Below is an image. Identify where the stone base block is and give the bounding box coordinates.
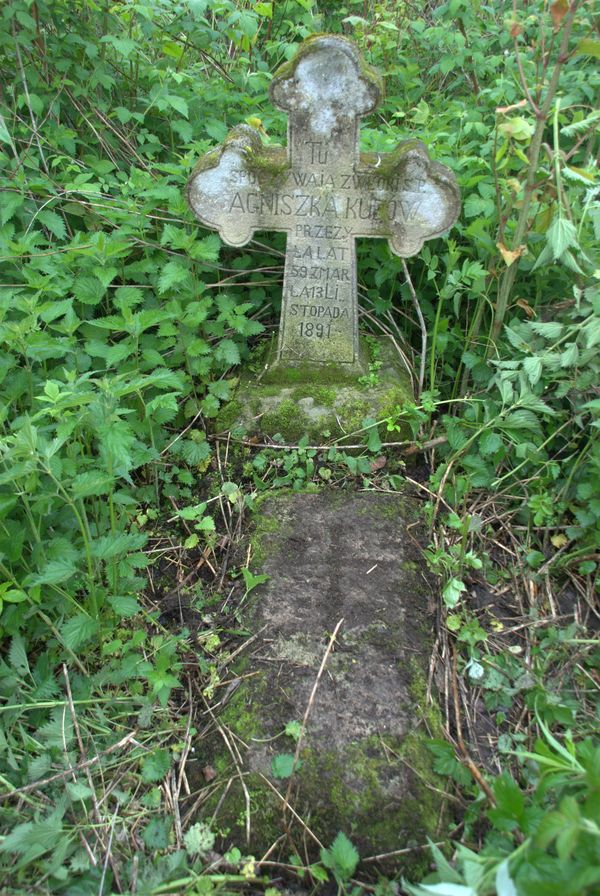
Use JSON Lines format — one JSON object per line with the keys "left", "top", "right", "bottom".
{"left": 215, "top": 336, "right": 414, "bottom": 443}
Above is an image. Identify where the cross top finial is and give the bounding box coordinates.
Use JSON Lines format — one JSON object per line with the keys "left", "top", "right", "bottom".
{"left": 270, "top": 36, "right": 381, "bottom": 158}
{"left": 187, "top": 35, "right": 460, "bottom": 370}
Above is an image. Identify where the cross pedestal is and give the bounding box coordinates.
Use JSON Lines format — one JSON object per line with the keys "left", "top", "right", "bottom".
{"left": 188, "top": 35, "right": 460, "bottom": 374}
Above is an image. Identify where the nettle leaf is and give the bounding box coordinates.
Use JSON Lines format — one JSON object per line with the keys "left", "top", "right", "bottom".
{"left": 529, "top": 321, "right": 563, "bottom": 339}
{"left": 167, "top": 94, "right": 189, "bottom": 118}
{"left": 0, "top": 815, "right": 64, "bottom": 857}
{"left": 176, "top": 437, "right": 211, "bottom": 466}
{"left": 71, "top": 470, "right": 115, "bottom": 499}
{"left": 101, "top": 34, "right": 138, "bottom": 58}
{"left": 37, "top": 209, "right": 66, "bottom": 240}
{"left": 27, "top": 558, "right": 78, "bottom": 586}
{"left": 158, "top": 260, "right": 190, "bottom": 293}
{"left": 9, "top": 634, "right": 29, "bottom": 675}
{"left": 320, "top": 831, "right": 359, "bottom": 883}
{"left": 208, "top": 380, "right": 231, "bottom": 401}
{"left": 523, "top": 355, "right": 543, "bottom": 386}
{"left": 205, "top": 119, "right": 228, "bottom": 142}
{"left": 479, "top": 431, "right": 502, "bottom": 456}
{"left": 547, "top": 216, "right": 578, "bottom": 260}
{"left": 141, "top": 748, "right": 171, "bottom": 782}
{"left": 60, "top": 614, "right": 100, "bottom": 651}
{"left": 173, "top": 119, "right": 193, "bottom": 142}
{"left": 215, "top": 338, "right": 241, "bottom": 367}
{"left": 271, "top": 753, "right": 300, "bottom": 779}
{"left": 192, "top": 233, "right": 221, "bottom": 262}
{"left": 91, "top": 531, "right": 147, "bottom": 560}
{"left": 73, "top": 276, "right": 106, "bottom": 306}
{"left": 108, "top": 595, "right": 141, "bottom": 617}
{"left": 142, "top": 816, "right": 172, "bottom": 849}
{"left": 1, "top": 191, "right": 23, "bottom": 225}
{"left": 560, "top": 342, "right": 579, "bottom": 367}
{"left": 36, "top": 708, "right": 74, "bottom": 749}
{"left": 115, "top": 286, "right": 144, "bottom": 309}
{"left": 145, "top": 392, "right": 180, "bottom": 422}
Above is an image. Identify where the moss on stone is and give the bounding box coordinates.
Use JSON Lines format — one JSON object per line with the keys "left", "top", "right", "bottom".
{"left": 290, "top": 385, "right": 336, "bottom": 405}
{"left": 260, "top": 398, "right": 311, "bottom": 442}
{"left": 248, "top": 501, "right": 289, "bottom": 568}
{"left": 212, "top": 336, "right": 414, "bottom": 443}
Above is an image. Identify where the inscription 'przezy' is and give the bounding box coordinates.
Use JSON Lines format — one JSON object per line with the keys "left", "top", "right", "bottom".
{"left": 187, "top": 35, "right": 460, "bottom": 367}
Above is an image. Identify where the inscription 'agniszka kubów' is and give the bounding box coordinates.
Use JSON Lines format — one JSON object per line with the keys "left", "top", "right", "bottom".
{"left": 187, "top": 35, "right": 460, "bottom": 367}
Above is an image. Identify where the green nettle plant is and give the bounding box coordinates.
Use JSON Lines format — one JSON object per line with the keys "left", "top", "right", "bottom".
{"left": 0, "top": 0, "right": 597, "bottom": 892}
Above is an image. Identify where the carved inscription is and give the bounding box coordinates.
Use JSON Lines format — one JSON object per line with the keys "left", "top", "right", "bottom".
{"left": 187, "top": 35, "right": 460, "bottom": 368}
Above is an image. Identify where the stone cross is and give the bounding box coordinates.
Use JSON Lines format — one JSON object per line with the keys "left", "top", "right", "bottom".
{"left": 188, "top": 35, "right": 460, "bottom": 371}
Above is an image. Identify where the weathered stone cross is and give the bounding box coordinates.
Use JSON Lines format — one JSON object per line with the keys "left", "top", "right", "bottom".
{"left": 188, "top": 35, "right": 460, "bottom": 371}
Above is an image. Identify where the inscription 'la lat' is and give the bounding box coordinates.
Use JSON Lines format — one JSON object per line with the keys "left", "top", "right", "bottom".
{"left": 187, "top": 35, "right": 460, "bottom": 368}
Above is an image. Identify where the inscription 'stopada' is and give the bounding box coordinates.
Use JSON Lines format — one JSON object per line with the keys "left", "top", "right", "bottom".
{"left": 187, "top": 35, "right": 460, "bottom": 367}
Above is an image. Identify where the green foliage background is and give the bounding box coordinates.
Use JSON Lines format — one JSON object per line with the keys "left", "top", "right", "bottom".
{"left": 0, "top": 0, "right": 598, "bottom": 893}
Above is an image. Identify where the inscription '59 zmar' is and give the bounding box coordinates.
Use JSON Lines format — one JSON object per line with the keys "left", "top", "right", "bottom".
{"left": 187, "top": 34, "right": 460, "bottom": 367}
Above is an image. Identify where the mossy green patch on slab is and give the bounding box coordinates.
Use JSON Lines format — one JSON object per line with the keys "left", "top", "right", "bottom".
{"left": 214, "top": 335, "right": 414, "bottom": 443}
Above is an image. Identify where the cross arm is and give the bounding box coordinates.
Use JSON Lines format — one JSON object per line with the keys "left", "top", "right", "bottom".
{"left": 187, "top": 124, "right": 290, "bottom": 247}
{"left": 352, "top": 140, "right": 461, "bottom": 257}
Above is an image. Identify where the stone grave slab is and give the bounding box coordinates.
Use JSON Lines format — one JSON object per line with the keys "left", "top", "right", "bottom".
{"left": 199, "top": 491, "right": 442, "bottom": 874}
{"left": 188, "top": 34, "right": 460, "bottom": 375}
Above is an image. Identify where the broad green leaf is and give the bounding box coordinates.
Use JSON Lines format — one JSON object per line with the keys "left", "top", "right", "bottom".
{"left": 1, "top": 191, "right": 23, "bottom": 224}
{"left": 8, "top": 634, "right": 29, "bottom": 675}
{"left": 66, "top": 781, "right": 93, "bottom": 801}
{"left": 60, "top": 614, "right": 99, "bottom": 650}
{"left": 27, "top": 558, "right": 78, "bottom": 586}
{"left": 479, "top": 431, "right": 502, "bottom": 456}
{"left": 255, "top": 2, "right": 272, "bottom": 16}
{"left": 443, "top": 578, "right": 466, "bottom": 608}
{"left": 91, "top": 531, "right": 147, "bottom": 560}
{"left": 141, "top": 748, "right": 171, "bottom": 783}
{"left": 241, "top": 568, "right": 268, "bottom": 593}
{"left": 529, "top": 321, "right": 563, "bottom": 339}
{"left": 320, "top": 831, "right": 359, "bottom": 883}
{"left": 73, "top": 276, "right": 106, "bottom": 306}
{"left": 577, "top": 38, "right": 600, "bottom": 58}
{"left": 215, "top": 338, "right": 241, "bottom": 367}
{"left": 108, "top": 595, "right": 141, "bottom": 618}
{"left": 167, "top": 94, "right": 189, "bottom": 118}
{"left": 0, "top": 815, "right": 64, "bottom": 856}
{"left": 271, "top": 753, "right": 299, "bottom": 779}
{"left": 547, "top": 216, "right": 578, "bottom": 260}
{"left": 192, "top": 233, "right": 221, "bottom": 262}
{"left": 71, "top": 471, "right": 115, "bottom": 499}
{"left": 523, "top": 355, "right": 543, "bottom": 386}
{"left": 363, "top": 417, "right": 382, "bottom": 453}
{"left": 158, "top": 260, "right": 190, "bottom": 294}
{"left": 402, "top": 884, "right": 476, "bottom": 896}
{"left": 285, "top": 721, "right": 302, "bottom": 741}
{"left": 498, "top": 116, "right": 533, "bottom": 141}
{"left": 38, "top": 209, "right": 66, "bottom": 240}
{"left": 0, "top": 111, "right": 15, "bottom": 150}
